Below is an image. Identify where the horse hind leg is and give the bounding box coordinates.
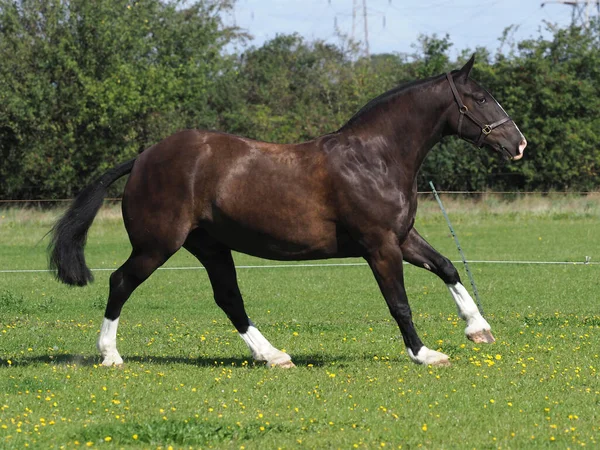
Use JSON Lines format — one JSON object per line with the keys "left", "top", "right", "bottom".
{"left": 185, "top": 237, "right": 294, "bottom": 368}
{"left": 98, "top": 249, "right": 174, "bottom": 366}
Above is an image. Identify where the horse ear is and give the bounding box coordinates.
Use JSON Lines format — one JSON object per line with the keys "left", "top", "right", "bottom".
{"left": 457, "top": 54, "right": 475, "bottom": 81}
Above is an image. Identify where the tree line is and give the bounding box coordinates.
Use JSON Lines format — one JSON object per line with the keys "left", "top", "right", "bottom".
{"left": 1, "top": 0, "right": 599, "bottom": 200}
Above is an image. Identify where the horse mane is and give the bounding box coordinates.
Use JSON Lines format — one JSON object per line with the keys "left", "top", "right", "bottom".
{"left": 338, "top": 72, "right": 447, "bottom": 132}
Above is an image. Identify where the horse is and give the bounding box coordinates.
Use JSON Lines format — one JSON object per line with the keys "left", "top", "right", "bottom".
{"left": 49, "top": 55, "right": 526, "bottom": 367}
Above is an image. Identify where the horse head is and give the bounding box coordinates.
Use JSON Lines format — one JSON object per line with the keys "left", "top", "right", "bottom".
{"left": 446, "top": 55, "right": 527, "bottom": 161}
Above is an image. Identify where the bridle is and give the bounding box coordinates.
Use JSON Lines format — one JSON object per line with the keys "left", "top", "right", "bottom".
{"left": 446, "top": 72, "right": 512, "bottom": 148}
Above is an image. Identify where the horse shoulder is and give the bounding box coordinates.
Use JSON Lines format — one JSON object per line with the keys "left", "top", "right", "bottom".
{"left": 318, "top": 134, "right": 418, "bottom": 240}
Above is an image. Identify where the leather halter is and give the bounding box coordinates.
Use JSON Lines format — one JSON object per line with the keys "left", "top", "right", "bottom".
{"left": 446, "top": 72, "right": 512, "bottom": 148}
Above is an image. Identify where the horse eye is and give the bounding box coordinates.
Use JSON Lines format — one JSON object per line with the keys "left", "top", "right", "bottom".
{"left": 477, "top": 97, "right": 486, "bottom": 104}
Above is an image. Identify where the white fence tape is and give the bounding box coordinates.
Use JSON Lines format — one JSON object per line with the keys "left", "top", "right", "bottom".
{"left": 0, "top": 259, "right": 598, "bottom": 274}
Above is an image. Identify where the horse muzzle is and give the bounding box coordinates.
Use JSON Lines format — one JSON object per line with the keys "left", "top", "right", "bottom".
{"left": 497, "top": 137, "right": 526, "bottom": 161}
{"left": 512, "top": 138, "right": 527, "bottom": 160}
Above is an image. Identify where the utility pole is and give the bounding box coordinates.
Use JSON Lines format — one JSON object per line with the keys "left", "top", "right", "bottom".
{"left": 362, "top": 0, "right": 370, "bottom": 58}
{"left": 541, "top": 0, "right": 600, "bottom": 28}
{"left": 350, "top": 0, "right": 370, "bottom": 59}
{"left": 352, "top": 0, "right": 358, "bottom": 42}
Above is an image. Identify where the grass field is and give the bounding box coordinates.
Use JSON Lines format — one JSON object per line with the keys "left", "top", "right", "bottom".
{"left": 1, "top": 195, "right": 599, "bottom": 449}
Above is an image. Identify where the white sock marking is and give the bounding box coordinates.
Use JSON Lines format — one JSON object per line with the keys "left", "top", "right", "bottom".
{"left": 407, "top": 346, "right": 449, "bottom": 365}
{"left": 97, "top": 317, "right": 123, "bottom": 366}
{"left": 239, "top": 322, "right": 291, "bottom": 366}
{"left": 447, "top": 283, "right": 491, "bottom": 336}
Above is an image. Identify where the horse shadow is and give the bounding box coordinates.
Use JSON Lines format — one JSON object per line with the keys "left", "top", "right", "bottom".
{"left": 0, "top": 353, "right": 359, "bottom": 368}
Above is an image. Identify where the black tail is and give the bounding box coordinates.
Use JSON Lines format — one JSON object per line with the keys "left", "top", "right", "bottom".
{"left": 48, "top": 158, "right": 136, "bottom": 286}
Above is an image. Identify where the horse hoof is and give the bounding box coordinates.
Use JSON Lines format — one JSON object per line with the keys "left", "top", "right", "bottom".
{"left": 467, "top": 330, "right": 496, "bottom": 344}
{"left": 270, "top": 360, "right": 296, "bottom": 369}
{"left": 101, "top": 362, "right": 124, "bottom": 368}
{"left": 101, "top": 356, "right": 124, "bottom": 367}
{"left": 431, "top": 358, "right": 451, "bottom": 367}
{"left": 409, "top": 347, "right": 450, "bottom": 366}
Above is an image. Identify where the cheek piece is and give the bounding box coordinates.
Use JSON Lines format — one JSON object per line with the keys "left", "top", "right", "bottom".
{"left": 446, "top": 73, "right": 513, "bottom": 149}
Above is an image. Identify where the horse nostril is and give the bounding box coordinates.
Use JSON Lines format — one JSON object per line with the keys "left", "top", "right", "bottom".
{"left": 518, "top": 138, "right": 527, "bottom": 154}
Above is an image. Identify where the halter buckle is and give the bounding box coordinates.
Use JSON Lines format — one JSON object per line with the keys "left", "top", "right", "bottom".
{"left": 459, "top": 105, "right": 468, "bottom": 114}
{"left": 482, "top": 125, "right": 492, "bottom": 135}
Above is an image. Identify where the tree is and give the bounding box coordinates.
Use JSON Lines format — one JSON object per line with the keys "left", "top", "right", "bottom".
{"left": 1, "top": 5, "right": 599, "bottom": 198}
{"left": 487, "top": 20, "right": 600, "bottom": 190}
{"left": 0, "top": 0, "right": 243, "bottom": 199}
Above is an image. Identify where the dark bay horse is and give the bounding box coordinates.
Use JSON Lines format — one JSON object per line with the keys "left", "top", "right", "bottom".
{"left": 49, "top": 56, "right": 526, "bottom": 367}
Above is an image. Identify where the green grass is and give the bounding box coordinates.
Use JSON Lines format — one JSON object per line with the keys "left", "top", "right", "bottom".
{"left": 0, "top": 196, "right": 599, "bottom": 449}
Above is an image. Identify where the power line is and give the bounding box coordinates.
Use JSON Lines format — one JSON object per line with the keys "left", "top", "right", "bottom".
{"left": 541, "top": 0, "right": 600, "bottom": 27}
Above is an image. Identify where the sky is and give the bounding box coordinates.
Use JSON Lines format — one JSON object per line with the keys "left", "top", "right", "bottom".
{"left": 222, "top": 0, "right": 586, "bottom": 58}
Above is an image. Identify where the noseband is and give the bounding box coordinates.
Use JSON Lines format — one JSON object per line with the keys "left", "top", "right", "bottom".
{"left": 446, "top": 73, "right": 512, "bottom": 148}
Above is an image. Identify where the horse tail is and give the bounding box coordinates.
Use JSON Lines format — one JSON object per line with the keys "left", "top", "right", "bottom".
{"left": 48, "top": 158, "right": 136, "bottom": 286}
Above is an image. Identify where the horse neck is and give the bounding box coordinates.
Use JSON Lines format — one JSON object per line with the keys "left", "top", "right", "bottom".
{"left": 338, "top": 75, "right": 453, "bottom": 175}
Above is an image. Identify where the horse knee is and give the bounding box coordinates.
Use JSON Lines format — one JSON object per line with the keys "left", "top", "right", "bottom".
{"left": 438, "top": 259, "right": 460, "bottom": 285}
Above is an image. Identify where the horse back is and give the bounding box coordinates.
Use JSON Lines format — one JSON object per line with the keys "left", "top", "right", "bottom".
{"left": 123, "top": 129, "right": 346, "bottom": 259}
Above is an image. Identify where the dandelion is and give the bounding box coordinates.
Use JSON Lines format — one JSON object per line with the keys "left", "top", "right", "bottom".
{"left": 422, "top": 424, "right": 427, "bottom": 431}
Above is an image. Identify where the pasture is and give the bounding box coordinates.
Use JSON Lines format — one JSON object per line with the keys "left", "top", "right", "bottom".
{"left": 1, "top": 195, "right": 599, "bottom": 449}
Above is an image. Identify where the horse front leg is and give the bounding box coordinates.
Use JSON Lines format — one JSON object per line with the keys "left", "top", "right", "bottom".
{"left": 401, "top": 227, "right": 495, "bottom": 344}
{"left": 365, "top": 232, "right": 450, "bottom": 366}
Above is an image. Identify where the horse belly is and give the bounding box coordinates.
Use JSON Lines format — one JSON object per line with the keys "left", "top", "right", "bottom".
{"left": 200, "top": 212, "right": 341, "bottom": 261}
